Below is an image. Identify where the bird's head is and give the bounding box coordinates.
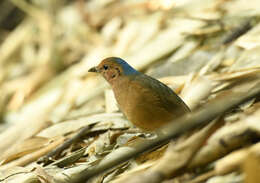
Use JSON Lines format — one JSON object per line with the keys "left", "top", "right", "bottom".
{"left": 88, "top": 57, "right": 139, "bottom": 83}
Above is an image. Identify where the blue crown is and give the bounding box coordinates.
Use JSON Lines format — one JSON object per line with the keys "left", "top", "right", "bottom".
{"left": 112, "top": 57, "right": 139, "bottom": 75}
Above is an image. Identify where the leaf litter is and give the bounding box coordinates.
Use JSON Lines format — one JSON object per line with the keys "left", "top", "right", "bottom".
{"left": 0, "top": 0, "right": 260, "bottom": 183}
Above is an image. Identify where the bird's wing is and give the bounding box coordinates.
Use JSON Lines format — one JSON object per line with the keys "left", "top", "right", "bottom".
{"left": 132, "top": 74, "right": 190, "bottom": 114}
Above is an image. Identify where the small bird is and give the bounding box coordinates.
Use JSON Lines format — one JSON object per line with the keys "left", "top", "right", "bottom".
{"left": 89, "top": 57, "right": 190, "bottom": 131}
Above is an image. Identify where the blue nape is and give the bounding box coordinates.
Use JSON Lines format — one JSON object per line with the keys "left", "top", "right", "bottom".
{"left": 113, "top": 57, "right": 140, "bottom": 75}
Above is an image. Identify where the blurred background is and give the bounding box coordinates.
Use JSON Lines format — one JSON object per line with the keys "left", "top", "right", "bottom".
{"left": 1, "top": 0, "right": 260, "bottom": 182}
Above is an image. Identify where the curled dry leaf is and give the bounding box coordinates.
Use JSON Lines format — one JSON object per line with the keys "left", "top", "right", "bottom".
{"left": 0, "top": 137, "right": 49, "bottom": 165}
{"left": 37, "top": 113, "right": 129, "bottom": 138}
{"left": 189, "top": 107, "right": 260, "bottom": 169}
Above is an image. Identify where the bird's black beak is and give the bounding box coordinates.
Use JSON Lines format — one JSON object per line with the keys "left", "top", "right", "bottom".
{"left": 88, "top": 66, "right": 99, "bottom": 73}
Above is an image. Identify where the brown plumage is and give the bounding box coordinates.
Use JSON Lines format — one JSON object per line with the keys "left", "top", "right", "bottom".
{"left": 89, "top": 57, "right": 190, "bottom": 131}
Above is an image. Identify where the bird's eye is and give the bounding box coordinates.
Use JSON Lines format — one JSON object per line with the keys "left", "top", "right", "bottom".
{"left": 103, "top": 65, "right": 108, "bottom": 70}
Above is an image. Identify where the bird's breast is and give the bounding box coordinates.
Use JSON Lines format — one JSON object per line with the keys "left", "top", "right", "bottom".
{"left": 111, "top": 76, "right": 175, "bottom": 131}
{"left": 111, "top": 77, "right": 139, "bottom": 116}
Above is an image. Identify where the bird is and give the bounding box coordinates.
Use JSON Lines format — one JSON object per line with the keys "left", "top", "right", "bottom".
{"left": 88, "top": 57, "right": 190, "bottom": 131}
